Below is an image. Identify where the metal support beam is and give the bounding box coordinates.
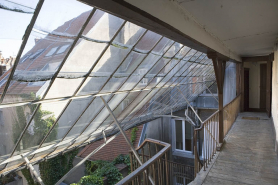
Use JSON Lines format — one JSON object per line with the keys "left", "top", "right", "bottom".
{"left": 204, "top": 82, "right": 218, "bottom": 103}
{"left": 55, "top": 133, "right": 119, "bottom": 185}
{"left": 100, "top": 96, "right": 155, "bottom": 185}
{"left": 100, "top": 96, "right": 142, "bottom": 165}
{"left": 22, "top": 155, "right": 45, "bottom": 185}
{"left": 177, "top": 87, "right": 203, "bottom": 123}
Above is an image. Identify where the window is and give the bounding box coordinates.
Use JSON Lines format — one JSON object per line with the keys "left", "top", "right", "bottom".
{"left": 45, "top": 47, "right": 58, "bottom": 57}
{"left": 175, "top": 120, "right": 193, "bottom": 152}
{"left": 20, "top": 54, "right": 31, "bottom": 63}
{"left": 139, "top": 69, "right": 148, "bottom": 85}
{"left": 28, "top": 62, "right": 60, "bottom": 86}
{"left": 56, "top": 44, "right": 70, "bottom": 54}
{"left": 0, "top": 75, "right": 8, "bottom": 87}
{"left": 29, "top": 49, "right": 45, "bottom": 59}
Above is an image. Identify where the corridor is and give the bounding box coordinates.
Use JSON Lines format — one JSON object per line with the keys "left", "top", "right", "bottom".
{"left": 202, "top": 112, "right": 278, "bottom": 185}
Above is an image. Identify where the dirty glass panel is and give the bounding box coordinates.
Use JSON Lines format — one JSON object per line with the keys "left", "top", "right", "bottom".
{"left": 0, "top": 104, "right": 39, "bottom": 164}
{"left": 189, "top": 51, "right": 202, "bottom": 62}
{"left": 97, "top": 91, "right": 142, "bottom": 131}
{"left": 90, "top": 45, "right": 131, "bottom": 77}
{"left": 63, "top": 96, "right": 111, "bottom": 140}
{"left": 83, "top": 10, "right": 124, "bottom": 41}
{"left": 134, "top": 58, "right": 170, "bottom": 90}
{"left": 100, "top": 77, "right": 128, "bottom": 94}
{"left": 164, "top": 43, "right": 181, "bottom": 58}
{"left": 135, "top": 31, "right": 162, "bottom": 52}
{"left": 11, "top": 100, "right": 69, "bottom": 156}
{"left": 0, "top": 0, "right": 37, "bottom": 13}
{"left": 132, "top": 88, "right": 171, "bottom": 118}
{"left": 155, "top": 59, "right": 185, "bottom": 88}
{"left": 119, "top": 53, "right": 161, "bottom": 91}
{"left": 182, "top": 49, "right": 196, "bottom": 61}
{"left": 0, "top": 1, "right": 35, "bottom": 80}
{"left": 40, "top": 96, "right": 94, "bottom": 146}
{"left": 59, "top": 39, "right": 107, "bottom": 77}
{"left": 2, "top": 32, "right": 74, "bottom": 103}
{"left": 113, "top": 22, "right": 146, "bottom": 47}
{"left": 34, "top": 0, "right": 92, "bottom": 36}
{"left": 122, "top": 89, "right": 159, "bottom": 124}
{"left": 82, "top": 93, "right": 127, "bottom": 136}
{"left": 144, "top": 58, "right": 179, "bottom": 89}
{"left": 152, "top": 38, "right": 174, "bottom": 55}
{"left": 116, "top": 91, "right": 151, "bottom": 124}
{"left": 45, "top": 78, "right": 84, "bottom": 99}
{"left": 77, "top": 77, "right": 109, "bottom": 96}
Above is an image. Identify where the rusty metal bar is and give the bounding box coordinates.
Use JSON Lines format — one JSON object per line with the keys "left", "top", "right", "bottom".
{"left": 22, "top": 155, "right": 45, "bottom": 185}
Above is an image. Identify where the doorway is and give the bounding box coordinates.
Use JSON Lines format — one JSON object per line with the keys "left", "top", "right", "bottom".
{"left": 244, "top": 68, "right": 249, "bottom": 111}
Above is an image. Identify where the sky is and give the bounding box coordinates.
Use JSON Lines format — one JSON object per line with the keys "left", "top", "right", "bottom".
{"left": 0, "top": 0, "right": 92, "bottom": 58}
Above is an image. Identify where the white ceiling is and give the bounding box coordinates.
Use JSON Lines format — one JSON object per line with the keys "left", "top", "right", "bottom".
{"left": 176, "top": 0, "right": 278, "bottom": 57}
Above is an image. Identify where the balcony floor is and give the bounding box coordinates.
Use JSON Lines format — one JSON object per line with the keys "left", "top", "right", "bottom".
{"left": 203, "top": 112, "right": 278, "bottom": 185}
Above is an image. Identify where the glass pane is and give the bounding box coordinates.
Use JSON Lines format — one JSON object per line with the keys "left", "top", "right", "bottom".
{"left": 11, "top": 101, "right": 69, "bottom": 156}
{"left": 90, "top": 45, "right": 131, "bottom": 77}
{"left": 0, "top": 1, "right": 35, "bottom": 62}
{"left": 2, "top": 31, "right": 74, "bottom": 103}
{"left": 175, "top": 120, "right": 183, "bottom": 150}
{"left": 152, "top": 38, "right": 174, "bottom": 55}
{"left": 185, "top": 122, "right": 192, "bottom": 151}
{"left": 45, "top": 78, "right": 84, "bottom": 99}
{"left": 82, "top": 94, "right": 127, "bottom": 135}
{"left": 34, "top": 0, "right": 92, "bottom": 36}
{"left": 0, "top": 104, "right": 38, "bottom": 163}
{"left": 135, "top": 31, "right": 162, "bottom": 52}
{"left": 40, "top": 97, "right": 94, "bottom": 146}
{"left": 113, "top": 22, "right": 146, "bottom": 46}
{"left": 59, "top": 39, "right": 107, "bottom": 76}
{"left": 64, "top": 95, "right": 111, "bottom": 139}
{"left": 119, "top": 53, "right": 161, "bottom": 91}
{"left": 84, "top": 10, "right": 124, "bottom": 41}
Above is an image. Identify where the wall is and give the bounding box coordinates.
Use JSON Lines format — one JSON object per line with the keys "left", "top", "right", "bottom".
{"left": 223, "top": 62, "right": 236, "bottom": 106}
{"left": 272, "top": 50, "right": 278, "bottom": 152}
{"left": 244, "top": 61, "right": 266, "bottom": 108}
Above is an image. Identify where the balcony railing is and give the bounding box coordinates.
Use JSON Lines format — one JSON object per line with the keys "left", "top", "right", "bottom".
{"left": 193, "top": 94, "right": 241, "bottom": 176}
{"left": 117, "top": 138, "right": 194, "bottom": 185}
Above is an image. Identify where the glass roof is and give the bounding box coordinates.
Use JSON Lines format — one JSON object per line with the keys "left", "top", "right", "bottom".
{"left": 0, "top": 0, "right": 216, "bottom": 174}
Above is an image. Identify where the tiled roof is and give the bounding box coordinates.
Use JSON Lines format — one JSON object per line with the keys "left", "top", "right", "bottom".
{"left": 78, "top": 125, "right": 143, "bottom": 161}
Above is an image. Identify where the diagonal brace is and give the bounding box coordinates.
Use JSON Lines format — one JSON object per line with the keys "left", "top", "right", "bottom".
{"left": 177, "top": 87, "right": 203, "bottom": 123}
{"left": 100, "top": 96, "right": 155, "bottom": 185}
{"left": 22, "top": 155, "right": 45, "bottom": 185}
{"left": 55, "top": 134, "right": 119, "bottom": 185}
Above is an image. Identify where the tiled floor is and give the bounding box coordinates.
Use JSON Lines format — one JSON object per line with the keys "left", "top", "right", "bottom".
{"left": 202, "top": 112, "right": 278, "bottom": 185}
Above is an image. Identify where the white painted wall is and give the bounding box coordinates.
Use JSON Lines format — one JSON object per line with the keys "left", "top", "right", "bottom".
{"left": 272, "top": 50, "right": 278, "bottom": 149}
{"left": 125, "top": 0, "right": 241, "bottom": 61}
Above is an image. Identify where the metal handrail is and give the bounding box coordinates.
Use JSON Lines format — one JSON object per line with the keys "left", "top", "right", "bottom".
{"left": 193, "top": 94, "right": 241, "bottom": 176}
{"left": 116, "top": 138, "right": 171, "bottom": 185}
